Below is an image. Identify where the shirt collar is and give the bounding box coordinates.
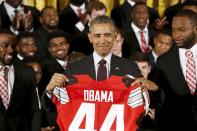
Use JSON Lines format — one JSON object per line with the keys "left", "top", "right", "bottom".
{"left": 17, "top": 54, "right": 24, "bottom": 60}
{"left": 4, "top": 1, "right": 22, "bottom": 12}
{"left": 127, "top": 0, "right": 135, "bottom": 6}
{"left": 93, "top": 51, "right": 112, "bottom": 65}
{"left": 179, "top": 43, "right": 197, "bottom": 57}
{"left": 131, "top": 22, "right": 148, "bottom": 34}
{"left": 152, "top": 50, "right": 158, "bottom": 62}
{"left": 56, "top": 59, "right": 67, "bottom": 67}
{"left": 70, "top": 3, "right": 86, "bottom": 16}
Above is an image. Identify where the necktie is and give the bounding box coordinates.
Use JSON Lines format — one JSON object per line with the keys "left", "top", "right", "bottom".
{"left": 97, "top": 59, "right": 107, "bottom": 81}
{"left": 63, "top": 62, "right": 67, "bottom": 70}
{"left": 77, "top": 8, "right": 83, "bottom": 18}
{"left": 185, "top": 50, "right": 196, "bottom": 95}
{"left": 0, "top": 66, "right": 9, "bottom": 109}
{"left": 139, "top": 31, "right": 149, "bottom": 53}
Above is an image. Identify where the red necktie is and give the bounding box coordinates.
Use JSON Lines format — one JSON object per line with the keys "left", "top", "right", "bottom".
{"left": 185, "top": 50, "right": 196, "bottom": 95}
{"left": 97, "top": 59, "right": 107, "bottom": 81}
{"left": 139, "top": 31, "right": 149, "bottom": 53}
{"left": 77, "top": 8, "right": 83, "bottom": 18}
{"left": 0, "top": 66, "right": 9, "bottom": 109}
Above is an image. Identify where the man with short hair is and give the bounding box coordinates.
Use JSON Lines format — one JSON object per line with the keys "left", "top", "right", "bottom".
{"left": 155, "top": 9, "right": 197, "bottom": 130}
{"left": 0, "top": 29, "right": 41, "bottom": 131}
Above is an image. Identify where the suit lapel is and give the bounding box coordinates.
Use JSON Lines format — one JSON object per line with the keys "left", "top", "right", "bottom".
{"left": 110, "top": 55, "right": 121, "bottom": 76}
{"left": 84, "top": 55, "right": 96, "bottom": 79}
{"left": 0, "top": 2, "right": 12, "bottom": 27}
{"left": 168, "top": 46, "right": 190, "bottom": 94}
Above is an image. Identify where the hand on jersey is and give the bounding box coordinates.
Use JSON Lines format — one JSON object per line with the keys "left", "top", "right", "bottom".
{"left": 135, "top": 77, "right": 158, "bottom": 91}
{"left": 46, "top": 73, "right": 68, "bottom": 95}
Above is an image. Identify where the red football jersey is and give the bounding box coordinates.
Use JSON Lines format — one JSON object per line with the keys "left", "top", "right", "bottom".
{"left": 53, "top": 75, "right": 145, "bottom": 131}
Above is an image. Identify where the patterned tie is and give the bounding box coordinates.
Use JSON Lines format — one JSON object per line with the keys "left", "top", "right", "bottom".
{"left": 97, "top": 59, "right": 107, "bottom": 81}
{"left": 0, "top": 66, "right": 9, "bottom": 109}
{"left": 185, "top": 50, "right": 196, "bottom": 95}
{"left": 139, "top": 31, "right": 149, "bottom": 53}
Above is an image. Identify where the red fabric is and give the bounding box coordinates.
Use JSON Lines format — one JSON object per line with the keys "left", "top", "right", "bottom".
{"left": 186, "top": 50, "right": 196, "bottom": 94}
{"left": 0, "top": 66, "right": 9, "bottom": 109}
{"left": 53, "top": 75, "right": 144, "bottom": 131}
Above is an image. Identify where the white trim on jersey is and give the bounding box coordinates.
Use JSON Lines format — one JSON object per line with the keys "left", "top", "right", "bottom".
{"left": 53, "top": 87, "right": 69, "bottom": 104}
{"left": 127, "top": 86, "right": 144, "bottom": 108}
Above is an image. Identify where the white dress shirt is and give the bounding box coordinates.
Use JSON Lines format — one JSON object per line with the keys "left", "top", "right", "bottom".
{"left": 127, "top": 0, "right": 135, "bottom": 6}
{"left": 4, "top": 2, "right": 22, "bottom": 22}
{"left": 70, "top": 3, "right": 86, "bottom": 32}
{"left": 93, "top": 51, "right": 112, "bottom": 80}
{"left": 131, "top": 22, "right": 149, "bottom": 50}
{"left": 179, "top": 44, "right": 197, "bottom": 79}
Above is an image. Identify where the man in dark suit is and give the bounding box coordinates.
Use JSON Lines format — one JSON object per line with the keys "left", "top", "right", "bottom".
{"left": 0, "top": 0, "right": 40, "bottom": 33}
{"left": 45, "top": 15, "right": 157, "bottom": 99}
{"left": 111, "top": 0, "right": 159, "bottom": 31}
{"left": 59, "top": 0, "right": 86, "bottom": 36}
{"left": 155, "top": 10, "right": 197, "bottom": 130}
{"left": 124, "top": 2, "right": 155, "bottom": 58}
{"left": 0, "top": 29, "right": 41, "bottom": 131}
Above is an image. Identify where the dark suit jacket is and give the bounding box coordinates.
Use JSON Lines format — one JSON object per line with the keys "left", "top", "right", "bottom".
{"left": 164, "top": 2, "right": 183, "bottom": 29}
{"left": 66, "top": 54, "right": 141, "bottom": 79}
{"left": 154, "top": 45, "right": 197, "bottom": 131}
{"left": 124, "top": 26, "right": 155, "bottom": 58}
{"left": 0, "top": 60, "right": 41, "bottom": 131}
{"left": 40, "top": 57, "right": 65, "bottom": 92}
{"left": 111, "top": 1, "right": 159, "bottom": 31}
{"left": 34, "top": 27, "right": 52, "bottom": 61}
{"left": 59, "top": 5, "right": 81, "bottom": 36}
{"left": 0, "top": 1, "right": 40, "bottom": 31}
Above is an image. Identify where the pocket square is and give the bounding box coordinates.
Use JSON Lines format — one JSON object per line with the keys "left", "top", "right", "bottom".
{"left": 115, "top": 67, "right": 119, "bottom": 70}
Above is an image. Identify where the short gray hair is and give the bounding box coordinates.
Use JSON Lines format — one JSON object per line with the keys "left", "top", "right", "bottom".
{"left": 89, "top": 15, "right": 116, "bottom": 32}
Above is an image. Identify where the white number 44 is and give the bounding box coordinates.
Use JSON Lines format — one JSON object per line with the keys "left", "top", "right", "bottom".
{"left": 69, "top": 103, "right": 124, "bottom": 131}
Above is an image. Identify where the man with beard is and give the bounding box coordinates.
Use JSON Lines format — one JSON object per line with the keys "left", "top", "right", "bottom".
{"left": 39, "top": 31, "right": 70, "bottom": 131}
{"left": 154, "top": 9, "right": 197, "bottom": 131}
{"left": 34, "top": 6, "right": 62, "bottom": 61}
{"left": 16, "top": 32, "right": 37, "bottom": 61}
{"left": 0, "top": 29, "right": 41, "bottom": 131}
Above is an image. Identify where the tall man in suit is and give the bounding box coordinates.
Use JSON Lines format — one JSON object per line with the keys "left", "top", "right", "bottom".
{"left": 0, "top": 29, "right": 41, "bottom": 131}
{"left": 155, "top": 10, "right": 197, "bottom": 130}
{"left": 124, "top": 2, "right": 155, "bottom": 58}
{"left": 44, "top": 15, "right": 157, "bottom": 102}
{"left": 0, "top": 0, "right": 40, "bottom": 34}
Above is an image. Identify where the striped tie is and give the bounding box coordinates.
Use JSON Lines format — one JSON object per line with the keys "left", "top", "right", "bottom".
{"left": 139, "top": 31, "right": 149, "bottom": 53}
{"left": 185, "top": 50, "right": 196, "bottom": 95}
{"left": 0, "top": 66, "right": 9, "bottom": 109}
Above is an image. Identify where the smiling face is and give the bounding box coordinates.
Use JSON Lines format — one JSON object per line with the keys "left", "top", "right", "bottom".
{"left": 88, "top": 23, "right": 116, "bottom": 57}
{"left": 48, "top": 36, "right": 69, "bottom": 60}
{"left": 0, "top": 33, "right": 16, "bottom": 66}
{"left": 40, "top": 7, "right": 59, "bottom": 30}
{"left": 131, "top": 4, "right": 149, "bottom": 30}
{"left": 17, "top": 37, "right": 37, "bottom": 57}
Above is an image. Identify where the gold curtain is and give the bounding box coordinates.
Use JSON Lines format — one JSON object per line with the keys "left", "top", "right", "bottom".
{"left": 147, "top": 0, "right": 179, "bottom": 16}
{"left": 23, "top": 0, "right": 179, "bottom": 16}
